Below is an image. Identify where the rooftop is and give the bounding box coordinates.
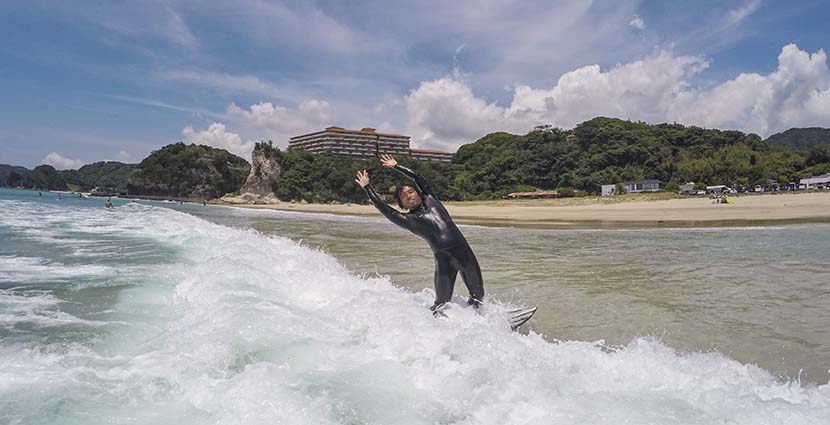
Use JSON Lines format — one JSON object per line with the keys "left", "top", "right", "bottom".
{"left": 621, "top": 179, "right": 664, "bottom": 185}
{"left": 507, "top": 190, "right": 559, "bottom": 197}
{"left": 410, "top": 148, "right": 451, "bottom": 154}
{"left": 290, "top": 126, "right": 409, "bottom": 140}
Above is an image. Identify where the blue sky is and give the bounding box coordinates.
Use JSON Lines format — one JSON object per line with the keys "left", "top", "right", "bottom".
{"left": 1, "top": 0, "right": 829, "bottom": 168}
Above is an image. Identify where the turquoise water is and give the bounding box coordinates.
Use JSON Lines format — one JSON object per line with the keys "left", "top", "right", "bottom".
{"left": 1, "top": 188, "right": 829, "bottom": 424}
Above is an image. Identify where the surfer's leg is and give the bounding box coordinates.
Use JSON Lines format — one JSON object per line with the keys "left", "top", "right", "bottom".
{"left": 432, "top": 251, "right": 458, "bottom": 308}
{"left": 451, "top": 245, "right": 485, "bottom": 307}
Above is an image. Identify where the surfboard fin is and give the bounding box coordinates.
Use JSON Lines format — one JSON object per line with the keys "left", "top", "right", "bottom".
{"left": 507, "top": 306, "right": 537, "bottom": 330}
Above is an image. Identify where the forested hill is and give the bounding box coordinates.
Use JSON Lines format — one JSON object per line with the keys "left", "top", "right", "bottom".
{"left": 4, "top": 118, "right": 830, "bottom": 201}
{"left": 267, "top": 117, "right": 830, "bottom": 203}
{"left": 60, "top": 161, "right": 137, "bottom": 193}
{"left": 0, "top": 164, "right": 31, "bottom": 187}
{"left": 765, "top": 128, "right": 830, "bottom": 151}
{"left": 0, "top": 164, "right": 69, "bottom": 191}
{"left": 127, "top": 142, "right": 250, "bottom": 199}
{"left": 2, "top": 144, "right": 249, "bottom": 199}
{"left": 449, "top": 117, "right": 819, "bottom": 197}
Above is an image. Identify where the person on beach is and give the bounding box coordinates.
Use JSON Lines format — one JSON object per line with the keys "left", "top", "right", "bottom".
{"left": 355, "top": 154, "right": 485, "bottom": 315}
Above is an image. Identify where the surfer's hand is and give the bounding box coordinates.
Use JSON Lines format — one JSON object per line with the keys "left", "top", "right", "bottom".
{"left": 380, "top": 154, "right": 397, "bottom": 168}
{"left": 355, "top": 170, "right": 370, "bottom": 187}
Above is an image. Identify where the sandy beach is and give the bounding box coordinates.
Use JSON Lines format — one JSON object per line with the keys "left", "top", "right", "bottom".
{"left": 220, "top": 191, "right": 830, "bottom": 228}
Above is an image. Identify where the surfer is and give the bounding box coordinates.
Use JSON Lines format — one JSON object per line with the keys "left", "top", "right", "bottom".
{"left": 355, "top": 154, "right": 484, "bottom": 315}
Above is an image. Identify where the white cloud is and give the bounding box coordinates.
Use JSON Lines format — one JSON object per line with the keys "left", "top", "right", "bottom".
{"left": 628, "top": 14, "right": 645, "bottom": 30}
{"left": 182, "top": 123, "right": 256, "bottom": 160}
{"left": 100, "top": 94, "right": 225, "bottom": 121}
{"left": 101, "top": 150, "right": 137, "bottom": 163}
{"left": 453, "top": 43, "right": 466, "bottom": 62}
{"left": 675, "top": 44, "right": 830, "bottom": 136}
{"left": 405, "top": 44, "right": 830, "bottom": 149}
{"left": 208, "top": 0, "right": 398, "bottom": 56}
{"left": 727, "top": 0, "right": 763, "bottom": 26}
{"left": 507, "top": 50, "right": 710, "bottom": 128}
{"left": 158, "top": 70, "right": 287, "bottom": 100}
{"left": 227, "top": 100, "right": 332, "bottom": 147}
{"left": 41, "top": 152, "right": 84, "bottom": 170}
{"left": 406, "top": 76, "right": 533, "bottom": 150}
{"left": 87, "top": 1, "right": 199, "bottom": 49}
{"left": 221, "top": 97, "right": 409, "bottom": 150}
{"left": 111, "top": 150, "right": 135, "bottom": 163}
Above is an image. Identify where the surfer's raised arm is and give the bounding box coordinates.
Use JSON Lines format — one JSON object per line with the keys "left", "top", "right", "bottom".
{"left": 379, "top": 154, "right": 436, "bottom": 198}
{"left": 356, "top": 156, "right": 513, "bottom": 324}
{"left": 355, "top": 169, "right": 412, "bottom": 230}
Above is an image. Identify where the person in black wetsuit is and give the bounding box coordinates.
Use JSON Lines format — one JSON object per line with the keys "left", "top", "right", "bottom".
{"left": 355, "top": 154, "right": 484, "bottom": 314}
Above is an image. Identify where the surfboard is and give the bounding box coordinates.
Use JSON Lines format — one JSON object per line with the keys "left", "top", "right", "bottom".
{"left": 506, "top": 306, "right": 537, "bottom": 331}
{"left": 432, "top": 301, "right": 537, "bottom": 331}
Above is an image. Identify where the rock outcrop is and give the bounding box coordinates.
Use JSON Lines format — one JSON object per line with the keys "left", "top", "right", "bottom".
{"left": 223, "top": 141, "right": 281, "bottom": 204}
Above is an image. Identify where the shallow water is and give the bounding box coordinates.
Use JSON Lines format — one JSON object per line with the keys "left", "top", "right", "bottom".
{"left": 188, "top": 202, "right": 830, "bottom": 386}
{"left": 1, "top": 188, "right": 829, "bottom": 424}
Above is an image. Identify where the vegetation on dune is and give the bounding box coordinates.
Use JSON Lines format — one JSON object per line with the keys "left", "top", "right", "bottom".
{"left": 127, "top": 143, "right": 250, "bottom": 199}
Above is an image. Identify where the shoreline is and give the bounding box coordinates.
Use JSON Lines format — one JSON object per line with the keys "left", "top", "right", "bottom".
{"left": 216, "top": 191, "right": 830, "bottom": 229}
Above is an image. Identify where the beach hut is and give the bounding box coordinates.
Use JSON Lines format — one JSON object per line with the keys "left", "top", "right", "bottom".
{"left": 678, "top": 182, "right": 696, "bottom": 195}
{"left": 800, "top": 173, "right": 830, "bottom": 190}
{"left": 602, "top": 180, "right": 664, "bottom": 196}
{"left": 621, "top": 180, "right": 664, "bottom": 194}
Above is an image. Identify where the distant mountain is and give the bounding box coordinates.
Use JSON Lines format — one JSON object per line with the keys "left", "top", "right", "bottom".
{"left": 0, "top": 164, "right": 31, "bottom": 187}
{"left": 29, "top": 165, "right": 68, "bottom": 190}
{"left": 60, "top": 161, "right": 137, "bottom": 193}
{"left": 0, "top": 164, "right": 68, "bottom": 190}
{"left": 3, "top": 144, "right": 249, "bottom": 199}
{"left": 765, "top": 128, "right": 830, "bottom": 151}
{"left": 127, "top": 142, "right": 250, "bottom": 199}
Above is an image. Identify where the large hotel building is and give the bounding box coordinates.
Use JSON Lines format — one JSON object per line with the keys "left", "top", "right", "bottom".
{"left": 288, "top": 126, "right": 453, "bottom": 163}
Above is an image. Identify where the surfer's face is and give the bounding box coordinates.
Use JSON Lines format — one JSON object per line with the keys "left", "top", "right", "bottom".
{"left": 400, "top": 185, "right": 422, "bottom": 210}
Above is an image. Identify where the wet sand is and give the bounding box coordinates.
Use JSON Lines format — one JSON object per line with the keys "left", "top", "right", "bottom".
{"left": 219, "top": 192, "right": 830, "bottom": 228}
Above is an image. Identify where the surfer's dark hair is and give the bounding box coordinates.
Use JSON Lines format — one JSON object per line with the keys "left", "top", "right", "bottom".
{"left": 395, "top": 182, "right": 419, "bottom": 209}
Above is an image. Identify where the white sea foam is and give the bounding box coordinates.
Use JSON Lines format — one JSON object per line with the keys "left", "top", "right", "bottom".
{"left": 1, "top": 201, "right": 829, "bottom": 424}
{"left": 0, "top": 256, "right": 115, "bottom": 283}
{"left": 0, "top": 289, "right": 104, "bottom": 328}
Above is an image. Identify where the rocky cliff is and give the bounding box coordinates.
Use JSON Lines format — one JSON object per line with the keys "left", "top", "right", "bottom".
{"left": 224, "top": 141, "right": 282, "bottom": 204}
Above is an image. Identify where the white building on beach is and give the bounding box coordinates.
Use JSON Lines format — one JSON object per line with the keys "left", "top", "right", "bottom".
{"left": 800, "top": 173, "right": 830, "bottom": 189}
{"left": 601, "top": 180, "right": 664, "bottom": 196}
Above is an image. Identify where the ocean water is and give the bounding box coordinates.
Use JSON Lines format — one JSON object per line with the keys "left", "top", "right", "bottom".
{"left": 1, "top": 188, "right": 829, "bottom": 424}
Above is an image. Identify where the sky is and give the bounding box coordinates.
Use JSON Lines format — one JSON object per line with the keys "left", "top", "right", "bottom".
{"left": 1, "top": 0, "right": 829, "bottom": 169}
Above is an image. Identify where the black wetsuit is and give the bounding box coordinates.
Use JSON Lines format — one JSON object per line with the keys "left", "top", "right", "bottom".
{"left": 363, "top": 165, "right": 485, "bottom": 309}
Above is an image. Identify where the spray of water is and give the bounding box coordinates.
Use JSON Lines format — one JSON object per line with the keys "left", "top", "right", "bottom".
{"left": 1, "top": 199, "right": 828, "bottom": 424}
